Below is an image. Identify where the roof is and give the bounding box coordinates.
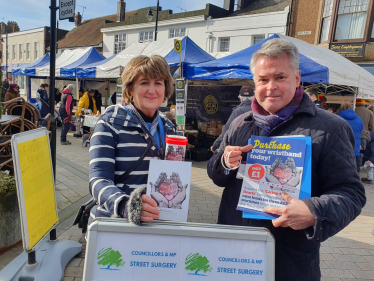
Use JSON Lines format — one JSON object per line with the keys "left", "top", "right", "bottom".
{"left": 230, "top": 0, "right": 291, "bottom": 16}
{"left": 58, "top": 11, "right": 137, "bottom": 49}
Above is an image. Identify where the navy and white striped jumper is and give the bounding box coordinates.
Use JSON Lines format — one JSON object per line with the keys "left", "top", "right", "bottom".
{"left": 88, "top": 104, "right": 177, "bottom": 225}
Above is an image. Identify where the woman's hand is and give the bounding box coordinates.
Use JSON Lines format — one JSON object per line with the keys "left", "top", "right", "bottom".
{"left": 140, "top": 194, "right": 160, "bottom": 222}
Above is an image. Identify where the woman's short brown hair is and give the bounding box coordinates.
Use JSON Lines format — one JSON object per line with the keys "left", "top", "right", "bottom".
{"left": 121, "top": 55, "right": 173, "bottom": 103}
{"left": 368, "top": 105, "right": 374, "bottom": 113}
{"left": 339, "top": 103, "right": 352, "bottom": 112}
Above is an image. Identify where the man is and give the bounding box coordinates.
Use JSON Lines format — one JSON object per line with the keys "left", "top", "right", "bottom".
{"left": 355, "top": 98, "right": 373, "bottom": 168}
{"left": 207, "top": 39, "right": 366, "bottom": 280}
{"left": 2, "top": 79, "right": 9, "bottom": 102}
{"left": 305, "top": 87, "right": 320, "bottom": 106}
{"left": 211, "top": 86, "right": 254, "bottom": 152}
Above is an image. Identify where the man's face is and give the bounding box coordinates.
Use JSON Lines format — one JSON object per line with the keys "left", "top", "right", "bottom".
{"left": 254, "top": 55, "right": 301, "bottom": 114}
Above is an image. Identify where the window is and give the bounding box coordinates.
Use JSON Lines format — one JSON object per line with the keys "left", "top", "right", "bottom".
{"left": 114, "top": 34, "right": 126, "bottom": 54}
{"left": 139, "top": 31, "right": 154, "bottom": 43}
{"left": 253, "top": 35, "right": 265, "bottom": 45}
{"left": 34, "top": 42, "right": 39, "bottom": 59}
{"left": 219, "top": 38, "right": 230, "bottom": 52}
{"left": 26, "top": 43, "right": 30, "bottom": 60}
{"left": 320, "top": 0, "right": 334, "bottom": 42}
{"left": 334, "top": 0, "right": 368, "bottom": 40}
{"left": 12, "top": 45, "right": 15, "bottom": 60}
{"left": 19, "top": 44, "right": 23, "bottom": 60}
{"left": 169, "top": 27, "right": 186, "bottom": 38}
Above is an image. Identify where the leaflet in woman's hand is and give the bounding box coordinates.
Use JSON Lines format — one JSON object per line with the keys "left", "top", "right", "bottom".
{"left": 237, "top": 136, "right": 310, "bottom": 218}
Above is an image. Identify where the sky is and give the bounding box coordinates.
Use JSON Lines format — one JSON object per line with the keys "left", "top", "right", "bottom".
{"left": 0, "top": 0, "right": 225, "bottom": 31}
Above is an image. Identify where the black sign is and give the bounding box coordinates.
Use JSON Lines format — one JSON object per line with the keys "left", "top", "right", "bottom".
{"left": 176, "top": 90, "right": 185, "bottom": 100}
{"left": 329, "top": 43, "right": 365, "bottom": 58}
{"left": 186, "top": 86, "right": 241, "bottom": 122}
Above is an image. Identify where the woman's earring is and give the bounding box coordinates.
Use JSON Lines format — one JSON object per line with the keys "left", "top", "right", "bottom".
{"left": 130, "top": 95, "right": 133, "bottom": 102}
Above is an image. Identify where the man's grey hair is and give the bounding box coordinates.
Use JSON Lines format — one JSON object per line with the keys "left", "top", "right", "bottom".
{"left": 250, "top": 39, "right": 299, "bottom": 76}
{"left": 240, "top": 96, "right": 254, "bottom": 102}
{"left": 66, "top": 84, "right": 75, "bottom": 93}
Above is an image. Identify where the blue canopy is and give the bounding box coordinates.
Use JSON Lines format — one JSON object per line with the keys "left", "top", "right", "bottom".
{"left": 76, "top": 54, "right": 116, "bottom": 78}
{"left": 186, "top": 34, "right": 329, "bottom": 83}
{"left": 164, "top": 37, "right": 215, "bottom": 77}
{"left": 59, "top": 47, "right": 106, "bottom": 77}
{"left": 12, "top": 53, "right": 50, "bottom": 76}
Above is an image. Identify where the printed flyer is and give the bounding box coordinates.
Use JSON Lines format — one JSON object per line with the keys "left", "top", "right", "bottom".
{"left": 237, "top": 136, "right": 307, "bottom": 217}
{"left": 147, "top": 160, "right": 192, "bottom": 222}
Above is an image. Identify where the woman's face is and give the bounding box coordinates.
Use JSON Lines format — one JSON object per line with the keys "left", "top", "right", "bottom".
{"left": 130, "top": 75, "right": 165, "bottom": 117}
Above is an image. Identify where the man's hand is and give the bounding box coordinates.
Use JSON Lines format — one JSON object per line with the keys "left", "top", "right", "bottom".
{"left": 140, "top": 194, "right": 160, "bottom": 222}
{"left": 223, "top": 144, "right": 252, "bottom": 168}
{"left": 263, "top": 191, "right": 316, "bottom": 230}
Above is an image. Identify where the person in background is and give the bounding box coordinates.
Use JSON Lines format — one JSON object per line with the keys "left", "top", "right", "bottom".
{"left": 5, "top": 83, "right": 20, "bottom": 102}
{"left": 338, "top": 103, "right": 363, "bottom": 173}
{"left": 78, "top": 88, "right": 84, "bottom": 100}
{"left": 368, "top": 105, "right": 374, "bottom": 115}
{"left": 211, "top": 86, "right": 254, "bottom": 152}
{"left": 355, "top": 98, "right": 374, "bottom": 170}
{"left": 59, "top": 84, "right": 75, "bottom": 145}
{"left": 2, "top": 79, "right": 9, "bottom": 102}
{"left": 88, "top": 55, "right": 177, "bottom": 231}
{"left": 75, "top": 89, "right": 97, "bottom": 116}
{"left": 37, "top": 83, "right": 50, "bottom": 126}
{"left": 109, "top": 92, "right": 117, "bottom": 105}
{"left": 94, "top": 90, "right": 102, "bottom": 111}
{"left": 305, "top": 87, "right": 321, "bottom": 106}
{"left": 362, "top": 130, "right": 374, "bottom": 184}
{"left": 55, "top": 88, "right": 61, "bottom": 103}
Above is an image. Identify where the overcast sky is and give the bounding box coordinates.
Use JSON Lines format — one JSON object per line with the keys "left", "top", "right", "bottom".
{"left": 0, "top": 0, "right": 226, "bottom": 31}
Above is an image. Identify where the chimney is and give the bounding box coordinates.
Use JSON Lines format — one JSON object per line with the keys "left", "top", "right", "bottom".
{"left": 223, "top": 0, "right": 234, "bottom": 12}
{"left": 75, "top": 12, "right": 82, "bottom": 26}
{"left": 12, "top": 24, "right": 19, "bottom": 33}
{"left": 237, "top": 0, "right": 254, "bottom": 10}
{"left": 117, "top": 0, "right": 126, "bottom": 22}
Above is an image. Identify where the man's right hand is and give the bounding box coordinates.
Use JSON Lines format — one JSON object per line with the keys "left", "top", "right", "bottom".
{"left": 223, "top": 144, "right": 252, "bottom": 168}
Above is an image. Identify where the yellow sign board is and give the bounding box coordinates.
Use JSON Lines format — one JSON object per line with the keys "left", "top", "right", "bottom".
{"left": 174, "top": 39, "right": 182, "bottom": 53}
{"left": 16, "top": 133, "right": 58, "bottom": 250}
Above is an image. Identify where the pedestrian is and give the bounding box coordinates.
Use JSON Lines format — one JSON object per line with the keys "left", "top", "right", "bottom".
{"left": 55, "top": 88, "right": 61, "bottom": 103}
{"left": 94, "top": 90, "right": 102, "bottom": 111}
{"left": 207, "top": 39, "right": 366, "bottom": 281}
{"left": 305, "top": 87, "right": 321, "bottom": 107}
{"left": 59, "top": 84, "right": 75, "bottom": 145}
{"left": 75, "top": 89, "right": 97, "bottom": 116}
{"left": 87, "top": 55, "right": 177, "bottom": 231}
{"left": 2, "top": 79, "right": 9, "bottom": 102}
{"left": 211, "top": 86, "right": 254, "bottom": 152}
{"left": 37, "top": 83, "right": 50, "bottom": 123}
{"left": 78, "top": 88, "right": 84, "bottom": 100}
{"left": 361, "top": 130, "right": 374, "bottom": 184}
{"left": 4, "top": 83, "right": 20, "bottom": 102}
{"left": 355, "top": 99, "right": 373, "bottom": 170}
{"left": 338, "top": 103, "right": 363, "bottom": 173}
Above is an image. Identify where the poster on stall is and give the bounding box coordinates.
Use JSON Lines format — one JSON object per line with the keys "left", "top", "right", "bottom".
{"left": 237, "top": 136, "right": 309, "bottom": 218}
{"left": 146, "top": 160, "right": 191, "bottom": 222}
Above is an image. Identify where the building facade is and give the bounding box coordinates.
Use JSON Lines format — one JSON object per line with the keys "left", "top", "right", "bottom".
{"left": 101, "top": 1, "right": 291, "bottom": 58}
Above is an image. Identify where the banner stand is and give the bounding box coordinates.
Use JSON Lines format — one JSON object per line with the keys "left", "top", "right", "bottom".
{"left": 83, "top": 218, "right": 275, "bottom": 281}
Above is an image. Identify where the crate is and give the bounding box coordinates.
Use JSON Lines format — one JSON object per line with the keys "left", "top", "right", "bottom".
{"left": 190, "top": 149, "right": 208, "bottom": 162}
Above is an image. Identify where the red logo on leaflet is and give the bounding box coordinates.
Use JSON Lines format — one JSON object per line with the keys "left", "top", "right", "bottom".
{"left": 248, "top": 164, "right": 265, "bottom": 180}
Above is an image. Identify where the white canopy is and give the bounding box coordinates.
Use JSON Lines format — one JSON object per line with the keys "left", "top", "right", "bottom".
{"left": 35, "top": 48, "right": 91, "bottom": 77}
{"left": 277, "top": 34, "right": 374, "bottom": 99}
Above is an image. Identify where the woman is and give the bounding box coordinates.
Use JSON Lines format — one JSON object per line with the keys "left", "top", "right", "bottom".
{"left": 37, "top": 83, "right": 50, "bottom": 120}
{"left": 88, "top": 55, "right": 176, "bottom": 227}
{"left": 338, "top": 103, "right": 363, "bottom": 172}
{"left": 59, "top": 84, "right": 75, "bottom": 145}
{"left": 5, "top": 83, "right": 20, "bottom": 102}
{"left": 75, "top": 89, "right": 97, "bottom": 116}
{"left": 94, "top": 90, "right": 102, "bottom": 111}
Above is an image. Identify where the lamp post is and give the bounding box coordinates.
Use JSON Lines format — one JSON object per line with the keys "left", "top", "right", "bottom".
{"left": 146, "top": 0, "right": 159, "bottom": 41}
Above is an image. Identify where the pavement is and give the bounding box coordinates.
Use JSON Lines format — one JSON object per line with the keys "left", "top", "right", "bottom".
{"left": 0, "top": 127, "right": 373, "bottom": 280}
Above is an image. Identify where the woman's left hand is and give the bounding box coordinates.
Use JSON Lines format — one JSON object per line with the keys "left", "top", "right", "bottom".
{"left": 140, "top": 194, "right": 160, "bottom": 222}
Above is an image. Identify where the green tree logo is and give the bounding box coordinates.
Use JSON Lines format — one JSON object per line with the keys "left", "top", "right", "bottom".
{"left": 185, "top": 253, "right": 213, "bottom": 276}
{"left": 97, "top": 247, "right": 125, "bottom": 270}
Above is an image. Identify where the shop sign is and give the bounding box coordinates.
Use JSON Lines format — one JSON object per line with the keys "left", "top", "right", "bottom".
{"left": 329, "top": 43, "right": 365, "bottom": 58}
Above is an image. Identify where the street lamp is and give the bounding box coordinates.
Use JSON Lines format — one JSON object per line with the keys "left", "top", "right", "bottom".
{"left": 146, "top": 0, "right": 159, "bottom": 41}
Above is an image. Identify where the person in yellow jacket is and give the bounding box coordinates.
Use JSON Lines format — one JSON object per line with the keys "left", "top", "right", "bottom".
{"left": 75, "top": 89, "right": 97, "bottom": 116}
